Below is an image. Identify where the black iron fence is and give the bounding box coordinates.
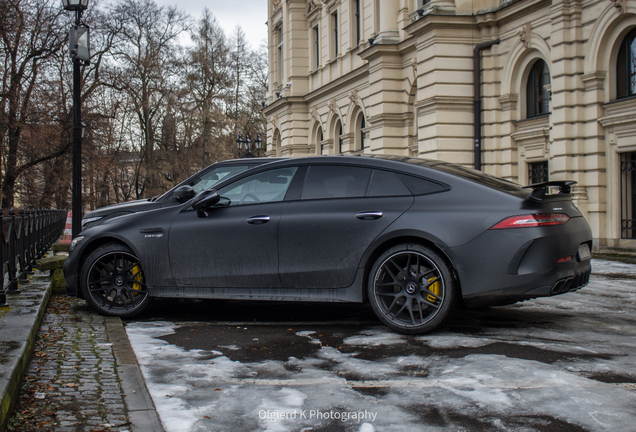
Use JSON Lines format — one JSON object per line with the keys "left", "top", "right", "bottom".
{"left": 0, "top": 208, "right": 67, "bottom": 306}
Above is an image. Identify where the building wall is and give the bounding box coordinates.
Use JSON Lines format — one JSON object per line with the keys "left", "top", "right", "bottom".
{"left": 263, "top": 0, "right": 636, "bottom": 252}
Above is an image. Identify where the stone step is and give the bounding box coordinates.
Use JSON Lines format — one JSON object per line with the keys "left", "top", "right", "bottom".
{"left": 35, "top": 255, "right": 67, "bottom": 272}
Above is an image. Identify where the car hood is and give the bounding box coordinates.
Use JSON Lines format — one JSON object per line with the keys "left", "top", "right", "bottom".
{"left": 85, "top": 199, "right": 160, "bottom": 218}
{"left": 79, "top": 203, "right": 183, "bottom": 241}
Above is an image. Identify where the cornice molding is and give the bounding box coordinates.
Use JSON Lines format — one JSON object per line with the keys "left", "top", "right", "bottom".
{"left": 598, "top": 112, "right": 636, "bottom": 127}
{"left": 580, "top": 71, "right": 606, "bottom": 91}
{"left": 498, "top": 94, "right": 519, "bottom": 111}
{"left": 511, "top": 126, "right": 550, "bottom": 142}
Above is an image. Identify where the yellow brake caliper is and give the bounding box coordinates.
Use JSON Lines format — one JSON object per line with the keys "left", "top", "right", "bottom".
{"left": 132, "top": 265, "right": 143, "bottom": 291}
{"left": 427, "top": 277, "right": 441, "bottom": 303}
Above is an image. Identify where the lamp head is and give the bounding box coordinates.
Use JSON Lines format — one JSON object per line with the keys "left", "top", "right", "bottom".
{"left": 62, "top": 0, "right": 88, "bottom": 11}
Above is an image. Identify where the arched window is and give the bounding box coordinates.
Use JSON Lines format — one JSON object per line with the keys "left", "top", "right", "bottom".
{"left": 617, "top": 28, "right": 636, "bottom": 99}
{"left": 335, "top": 120, "right": 343, "bottom": 153}
{"left": 526, "top": 59, "right": 551, "bottom": 118}
{"left": 360, "top": 116, "right": 365, "bottom": 150}
{"left": 318, "top": 127, "right": 325, "bottom": 155}
{"left": 355, "top": 112, "right": 366, "bottom": 151}
{"left": 273, "top": 129, "right": 282, "bottom": 157}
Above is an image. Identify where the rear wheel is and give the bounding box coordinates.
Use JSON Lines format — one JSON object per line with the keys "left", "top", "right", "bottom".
{"left": 81, "top": 243, "right": 153, "bottom": 318}
{"left": 368, "top": 244, "right": 459, "bottom": 334}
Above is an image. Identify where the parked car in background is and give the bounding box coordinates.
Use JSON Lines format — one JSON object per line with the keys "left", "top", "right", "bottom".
{"left": 65, "top": 155, "right": 592, "bottom": 334}
{"left": 81, "top": 158, "right": 284, "bottom": 229}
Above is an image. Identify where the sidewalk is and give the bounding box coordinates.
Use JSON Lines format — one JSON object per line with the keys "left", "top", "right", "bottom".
{"left": 0, "top": 272, "right": 162, "bottom": 432}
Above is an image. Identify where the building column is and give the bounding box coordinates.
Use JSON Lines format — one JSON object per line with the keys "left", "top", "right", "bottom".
{"left": 375, "top": 0, "right": 400, "bottom": 44}
{"left": 548, "top": 0, "right": 592, "bottom": 235}
{"left": 359, "top": 44, "right": 408, "bottom": 155}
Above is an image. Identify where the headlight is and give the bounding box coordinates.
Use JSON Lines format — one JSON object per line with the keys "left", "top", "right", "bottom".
{"left": 69, "top": 236, "right": 85, "bottom": 252}
{"left": 81, "top": 216, "right": 103, "bottom": 226}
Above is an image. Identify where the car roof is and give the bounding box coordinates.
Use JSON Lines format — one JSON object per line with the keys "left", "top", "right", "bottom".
{"left": 212, "top": 154, "right": 526, "bottom": 196}
{"left": 215, "top": 157, "right": 287, "bottom": 165}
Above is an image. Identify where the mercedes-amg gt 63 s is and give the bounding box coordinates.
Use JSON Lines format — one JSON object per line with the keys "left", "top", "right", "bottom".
{"left": 64, "top": 155, "right": 592, "bottom": 334}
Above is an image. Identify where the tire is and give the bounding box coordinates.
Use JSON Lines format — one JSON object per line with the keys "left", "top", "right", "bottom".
{"left": 80, "top": 243, "right": 153, "bottom": 319}
{"left": 368, "top": 243, "right": 459, "bottom": 334}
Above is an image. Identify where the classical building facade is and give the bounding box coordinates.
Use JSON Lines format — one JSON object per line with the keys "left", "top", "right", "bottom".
{"left": 263, "top": 0, "right": 636, "bottom": 253}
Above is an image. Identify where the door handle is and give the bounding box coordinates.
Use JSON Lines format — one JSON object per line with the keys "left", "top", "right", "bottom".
{"left": 247, "top": 215, "right": 271, "bottom": 224}
{"left": 356, "top": 211, "right": 383, "bottom": 220}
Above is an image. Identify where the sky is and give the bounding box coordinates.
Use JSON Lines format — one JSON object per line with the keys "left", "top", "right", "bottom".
{"left": 154, "top": 0, "right": 268, "bottom": 50}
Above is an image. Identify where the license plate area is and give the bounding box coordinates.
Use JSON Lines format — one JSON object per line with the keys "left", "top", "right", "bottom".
{"left": 577, "top": 243, "right": 591, "bottom": 261}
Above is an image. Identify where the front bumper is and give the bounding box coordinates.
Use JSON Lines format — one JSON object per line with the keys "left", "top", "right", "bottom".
{"left": 63, "top": 248, "right": 81, "bottom": 297}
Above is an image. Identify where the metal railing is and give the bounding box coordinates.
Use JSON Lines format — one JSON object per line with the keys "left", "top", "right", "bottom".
{"left": 0, "top": 208, "right": 67, "bottom": 306}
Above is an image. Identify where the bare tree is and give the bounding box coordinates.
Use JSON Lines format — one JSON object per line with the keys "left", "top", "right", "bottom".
{"left": 244, "top": 43, "right": 269, "bottom": 148}
{"left": 106, "top": 0, "right": 188, "bottom": 198}
{"left": 0, "top": 0, "right": 66, "bottom": 208}
{"left": 184, "top": 9, "right": 232, "bottom": 167}
{"left": 226, "top": 28, "right": 267, "bottom": 153}
{"left": 1, "top": 0, "right": 269, "bottom": 210}
{"left": 228, "top": 27, "right": 248, "bottom": 138}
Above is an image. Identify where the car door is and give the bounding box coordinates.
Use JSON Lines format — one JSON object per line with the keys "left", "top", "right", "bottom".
{"left": 278, "top": 165, "right": 414, "bottom": 289}
{"left": 168, "top": 166, "right": 298, "bottom": 288}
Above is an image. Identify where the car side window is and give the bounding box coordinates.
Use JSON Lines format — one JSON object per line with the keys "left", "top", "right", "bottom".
{"left": 190, "top": 165, "right": 250, "bottom": 195}
{"left": 368, "top": 170, "right": 411, "bottom": 197}
{"left": 397, "top": 173, "right": 448, "bottom": 195}
{"left": 215, "top": 167, "right": 298, "bottom": 207}
{"left": 301, "top": 166, "right": 372, "bottom": 200}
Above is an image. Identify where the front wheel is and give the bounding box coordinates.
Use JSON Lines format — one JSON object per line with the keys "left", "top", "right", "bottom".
{"left": 368, "top": 244, "right": 459, "bottom": 334}
{"left": 80, "top": 243, "right": 153, "bottom": 318}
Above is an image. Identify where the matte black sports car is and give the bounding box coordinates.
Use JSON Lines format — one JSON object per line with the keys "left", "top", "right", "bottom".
{"left": 64, "top": 155, "right": 592, "bottom": 334}
{"left": 81, "top": 157, "right": 284, "bottom": 229}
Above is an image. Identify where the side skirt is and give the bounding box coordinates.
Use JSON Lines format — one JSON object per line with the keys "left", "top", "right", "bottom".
{"left": 148, "top": 268, "right": 366, "bottom": 303}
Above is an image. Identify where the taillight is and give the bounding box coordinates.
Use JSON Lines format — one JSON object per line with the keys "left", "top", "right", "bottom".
{"left": 490, "top": 213, "right": 570, "bottom": 230}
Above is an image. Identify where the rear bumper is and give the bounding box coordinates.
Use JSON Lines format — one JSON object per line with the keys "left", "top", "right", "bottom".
{"left": 451, "top": 216, "right": 593, "bottom": 307}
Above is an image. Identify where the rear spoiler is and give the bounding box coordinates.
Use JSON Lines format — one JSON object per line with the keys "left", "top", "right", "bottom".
{"left": 522, "top": 180, "right": 577, "bottom": 201}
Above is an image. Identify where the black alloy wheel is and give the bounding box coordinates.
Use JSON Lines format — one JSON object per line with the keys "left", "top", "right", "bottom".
{"left": 81, "top": 243, "right": 153, "bottom": 318}
{"left": 368, "top": 244, "right": 458, "bottom": 334}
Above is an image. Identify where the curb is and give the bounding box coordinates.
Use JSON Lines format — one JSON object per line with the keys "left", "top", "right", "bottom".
{"left": 0, "top": 274, "right": 52, "bottom": 432}
{"left": 105, "top": 317, "right": 164, "bottom": 432}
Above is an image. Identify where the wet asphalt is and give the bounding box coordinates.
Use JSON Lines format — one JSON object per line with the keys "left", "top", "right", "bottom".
{"left": 123, "top": 260, "right": 636, "bottom": 432}
{"left": 147, "top": 302, "right": 607, "bottom": 369}
{"left": 136, "top": 295, "right": 630, "bottom": 377}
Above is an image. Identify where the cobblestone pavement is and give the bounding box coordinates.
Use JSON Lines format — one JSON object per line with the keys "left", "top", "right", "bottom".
{"left": 8, "top": 294, "right": 130, "bottom": 432}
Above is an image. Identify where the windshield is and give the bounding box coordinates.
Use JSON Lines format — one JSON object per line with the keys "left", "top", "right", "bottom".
{"left": 188, "top": 165, "right": 250, "bottom": 195}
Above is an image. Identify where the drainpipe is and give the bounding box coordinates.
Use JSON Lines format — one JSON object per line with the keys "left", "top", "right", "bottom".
{"left": 474, "top": 39, "right": 500, "bottom": 171}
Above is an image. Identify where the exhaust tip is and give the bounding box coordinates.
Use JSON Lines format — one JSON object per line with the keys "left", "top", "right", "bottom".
{"left": 551, "top": 277, "right": 573, "bottom": 294}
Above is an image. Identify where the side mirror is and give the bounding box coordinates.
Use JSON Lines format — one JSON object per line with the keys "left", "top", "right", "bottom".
{"left": 173, "top": 185, "right": 196, "bottom": 203}
{"left": 191, "top": 189, "right": 221, "bottom": 217}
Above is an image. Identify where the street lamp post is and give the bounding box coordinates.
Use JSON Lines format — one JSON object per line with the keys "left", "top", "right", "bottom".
{"left": 63, "top": 0, "right": 90, "bottom": 239}
{"left": 236, "top": 133, "right": 263, "bottom": 158}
